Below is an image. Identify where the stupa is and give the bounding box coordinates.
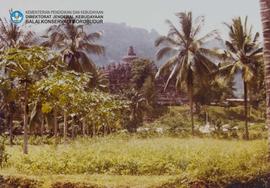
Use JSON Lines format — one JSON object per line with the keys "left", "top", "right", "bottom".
{"left": 121, "top": 46, "right": 138, "bottom": 63}
{"left": 100, "top": 45, "right": 188, "bottom": 105}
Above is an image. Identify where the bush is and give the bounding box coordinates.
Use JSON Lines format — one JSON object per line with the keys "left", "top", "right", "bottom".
{"left": 0, "top": 176, "right": 41, "bottom": 188}
{"left": 0, "top": 138, "right": 8, "bottom": 168}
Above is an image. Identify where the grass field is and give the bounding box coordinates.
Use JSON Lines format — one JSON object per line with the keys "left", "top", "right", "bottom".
{"left": 1, "top": 136, "right": 269, "bottom": 187}
{"left": 145, "top": 105, "right": 266, "bottom": 139}
{"left": 0, "top": 106, "right": 268, "bottom": 187}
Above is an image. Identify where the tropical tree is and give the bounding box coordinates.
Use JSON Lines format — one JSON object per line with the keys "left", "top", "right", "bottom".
{"left": 0, "top": 78, "right": 17, "bottom": 145}
{"left": 34, "top": 71, "right": 91, "bottom": 142}
{"left": 0, "top": 17, "right": 37, "bottom": 49}
{"left": 0, "top": 16, "right": 38, "bottom": 145}
{"left": 221, "top": 17, "right": 263, "bottom": 140}
{"left": 42, "top": 21, "right": 104, "bottom": 76}
{"left": 193, "top": 76, "right": 235, "bottom": 107}
{"left": 0, "top": 47, "right": 57, "bottom": 154}
{"left": 249, "top": 57, "right": 265, "bottom": 109}
{"left": 92, "top": 69, "right": 109, "bottom": 92}
{"left": 130, "top": 58, "right": 157, "bottom": 111}
{"left": 87, "top": 92, "right": 128, "bottom": 135}
{"left": 259, "top": 0, "right": 270, "bottom": 158}
{"left": 124, "top": 89, "right": 147, "bottom": 132}
{"left": 155, "top": 11, "right": 221, "bottom": 135}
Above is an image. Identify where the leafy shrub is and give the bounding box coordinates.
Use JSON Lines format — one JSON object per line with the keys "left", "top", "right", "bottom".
{"left": 52, "top": 182, "right": 100, "bottom": 188}
{"left": 0, "top": 176, "right": 41, "bottom": 188}
{"left": 0, "top": 138, "right": 8, "bottom": 168}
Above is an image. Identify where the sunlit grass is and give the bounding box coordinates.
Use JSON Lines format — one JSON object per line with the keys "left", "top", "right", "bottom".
{"left": 2, "top": 136, "right": 269, "bottom": 187}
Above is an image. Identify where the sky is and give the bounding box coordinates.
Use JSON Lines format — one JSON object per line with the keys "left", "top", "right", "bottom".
{"left": 0, "top": 0, "right": 262, "bottom": 37}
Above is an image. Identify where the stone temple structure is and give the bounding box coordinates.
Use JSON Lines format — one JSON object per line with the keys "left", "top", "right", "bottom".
{"left": 100, "top": 46, "right": 187, "bottom": 105}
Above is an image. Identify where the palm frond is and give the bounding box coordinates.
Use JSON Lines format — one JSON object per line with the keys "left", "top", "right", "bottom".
{"left": 191, "top": 15, "right": 205, "bottom": 37}
{"left": 253, "top": 32, "right": 260, "bottom": 43}
{"left": 165, "top": 19, "right": 186, "bottom": 44}
{"left": 242, "top": 64, "right": 254, "bottom": 82}
{"left": 78, "top": 42, "right": 105, "bottom": 55}
{"left": 197, "top": 30, "right": 220, "bottom": 44}
{"left": 155, "top": 56, "right": 178, "bottom": 79}
{"left": 155, "top": 36, "right": 180, "bottom": 47}
{"left": 225, "top": 41, "right": 237, "bottom": 53}
{"left": 175, "top": 55, "right": 188, "bottom": 89}
{"left": 156, "top": 47, "right": 177, "bottom": 61}
{"left": 0, "top": 18, "right": 10, "bottom": 38}
{"left": 86, "top": 31, "right": 103, "bottom": 41}
{"left": 198, "top": 48, "right": 226, "bottom": 60}
{"left": 248, "top": 47, "right": 263, "bottom": 58}
{"left": 164, "top": 62, "right": 181, "bottom": 90}
{"left": 176, "top": 11, "right": 192, "bottom": 38}
{"left": 195, "top": 53, "right": 218, "bottom": 73}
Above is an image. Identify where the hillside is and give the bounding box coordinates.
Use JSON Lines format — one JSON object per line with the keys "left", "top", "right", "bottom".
{"left": 86, "top": 22, "right": 160, "bottom": 66}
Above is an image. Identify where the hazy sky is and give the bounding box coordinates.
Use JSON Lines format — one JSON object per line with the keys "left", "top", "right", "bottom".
{"left": 0, "top": 0, "right": 262, "bottom": 37}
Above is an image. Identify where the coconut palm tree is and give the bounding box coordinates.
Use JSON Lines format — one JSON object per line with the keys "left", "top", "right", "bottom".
{"left": 42, "top": 21, "right": 104, "bottom": 75}
{"left": 0, "top": 16, "right": 37, "bottom": 145}
{"left": 221, "top": 17, "right": 263, "bottom": 140}
{"left": 41, "top": 21, "right": 105, "bottom": 139}
{"left": 259, "top": 0, "right": 270, "bottom": 157}
{"left": 0, "top": 17, "right": 37, "bottom": 49}
{"left": 155, "top": 11, "right": 221, "bottom": 135}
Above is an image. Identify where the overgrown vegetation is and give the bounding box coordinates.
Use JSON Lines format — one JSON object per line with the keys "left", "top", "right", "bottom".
{"left": 145, "top": 106, "right": 266, "bottom": 139}
{"left": 1, "top": 136, "right": 269, "bottom": 187}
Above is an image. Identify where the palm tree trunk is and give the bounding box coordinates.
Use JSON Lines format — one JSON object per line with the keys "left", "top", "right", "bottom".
{"left": 243, "top": 81, "right": 249, "bottom": 140}
{"left": 40, "top": 113, "right": 44, "bottom": 136}
{"left": 63, "top": 111, "right": 67, "bottom": 143}
{"left": 260, "top": 0, "right": 270, "bottom": 160}
{"left": 8, "top": 104, "right": 13, "bottom": 146}
{"left": 188, "top": 86, "right": 194, "bottom": 135}
{"left": 82, "top": 119, "right": 86, "bottom": 136}
{"left": 93, "top": 124, "right": 96, "bottom": 137}
{"left": 72, "top": 125, "right": 75, "bottom": 139}
{"left": 23, "top": 83, "right": 28, "bottom": 154}
{"left": 53, "top": 108, "right": 58, "bottom": 144}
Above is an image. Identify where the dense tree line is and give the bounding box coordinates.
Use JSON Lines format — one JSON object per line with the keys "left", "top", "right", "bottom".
{"left": 155, "top": 12, "right": 263, "bottom": 139}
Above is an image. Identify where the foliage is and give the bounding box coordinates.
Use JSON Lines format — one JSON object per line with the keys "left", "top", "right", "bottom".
{"left": 123, "top": 89, "right": 147, "bottom": 132}
{"left": 0, "top": 46, "right": 60, "bottom": 153}
{"left": 249, "top": 58, "right": 266, "bottom": 109}
{"left": 155, "top": 11, "right": 222, "bottom": 133}
{"left": 0, "top": 16, "right": 37, "bottom": 49}
{"left": 3, "top": 137, "right": 269, "bottom": 187}
{"left": 220, "top": 16, "right": 263, "bottom": 87}
{"left": 222, "top": 17, "right": 263, "bottom": 82}
{"left": 42, "top": 21, "right": 104, "bottom": 75}
{"left": 131, "top": 58, "right": 156, "bottom": 104}
{"left": 220, "top": 16, "right": 263, "bottom": 140}
{"left": 0, "top": 173, "right": 175, "bottom": 188}
{"left": 193, "top": 76, "right": 235, "bottom": 105}
{"left": 0, "top": 47, "right": 57, "bottom": 84}
{"left": 0, "top": 138, "right": 8, "bottom": 168}
{"left": 72, "top": 90, "right": 129, "bottom": 134}
{"left": 155, "top": 11, "right": 221, "bottom": 90}
{"left": 144, "top": 106, "right": 266, "bottom": 139}
{"left": 34, "top": 69, "right": 128, "bottom": 136}
{"left": 34, "top": 71, "right": 91, "bottom": 113}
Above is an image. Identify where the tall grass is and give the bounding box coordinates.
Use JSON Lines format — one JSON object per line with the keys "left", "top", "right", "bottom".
{"left": 5, "top": 136, "right": 269, "bottom": 185}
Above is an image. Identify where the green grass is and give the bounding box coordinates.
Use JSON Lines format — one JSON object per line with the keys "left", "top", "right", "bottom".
{"left": 1, "top": 106, "right": 268, "bottom": 187}
{"left": 145, "top": 105, "right": 266, "bottom": 139}
{"left": 2, "top": 136, "right": 270, "bottom": 187}
{"left": 0, "top": 171, "right": 177, "bottom": 188}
